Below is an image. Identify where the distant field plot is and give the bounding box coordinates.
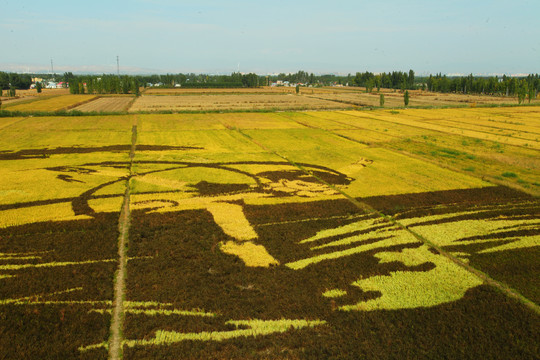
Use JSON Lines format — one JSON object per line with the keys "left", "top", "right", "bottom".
{"left": 129, "top": 94, "right": 346, "bottom": 112}
{"left": 304, "top": 89, "right": 537, "bottom": 108}
{"left": 1, "top": 110, "right": 539, "bottom": 359}
{"left": 4, "top": 94, "right": 97, "bottom": 112}
{"left": 143, "top": 86, "right": 295, "bottom": 95}
{"left": 72, "top": 96, "right": 134, "bottom": 112}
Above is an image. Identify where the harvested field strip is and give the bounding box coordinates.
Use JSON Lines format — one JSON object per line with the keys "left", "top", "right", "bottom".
{"left": 129, "top": 94, "right": 349, "bottom": 112}
{"left": 224, "top": 125, "right": 539, "bottom": 314}
{"left": 143, "top": 87, "right": 296, "bottom": 95}
{"left": 72, "top": 96, "right": 135, "bottom": 112}
{"left": 1, "top": 95, "right": 58, "bottom": 108}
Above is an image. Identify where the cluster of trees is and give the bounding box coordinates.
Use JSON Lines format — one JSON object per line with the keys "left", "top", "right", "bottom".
{"left": 65, "top": 74, "right": 140, "bottom": 95}
{"left": 425, "top": 73, "right": 539, "bottom": 100}
{"left": 353, "top": 70, "right": 416, "bottom": 91}
{"left": 0, "top": 72, "right": 32, "bottom": 90}
{"left": 131, "top": 72, "right": 260, "bottom": 88}
{"left": 2, "top": 69, "right": 539, "bottom": 103}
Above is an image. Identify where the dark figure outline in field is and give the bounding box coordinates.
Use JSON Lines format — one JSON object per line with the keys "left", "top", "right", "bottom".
{"left": 0, "top": 144, "right": 361, "bottom": 266}
{"left": 51, "top": 159, "right": 355, "bottom": 267}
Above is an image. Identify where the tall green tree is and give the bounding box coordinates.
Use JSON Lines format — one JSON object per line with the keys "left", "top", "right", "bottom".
{"left": 379, "top": 93, "right": 385, "bottom": 107}
{"left": 131, "top": 78, "right": 140, "bottom": 96}
{"left": 404, "top": 90, "right": 409, "bottom": 106}
{"left": 528, "top": 84, "right": 535, "bottom": 103}
{"left": 408, "top": 69, "right": 415, "bottom": 89}
{"left": 517, "top": 81, "right": 527, "bottom": 104}
{"left": 36, "top": 82, "right": 42, "bottom": 93}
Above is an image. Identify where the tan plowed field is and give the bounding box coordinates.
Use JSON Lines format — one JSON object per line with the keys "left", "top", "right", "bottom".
{"left": 72, "top": 96, "right": 134, "bottom": 112}
{"left": 129, "top": 94, "right": 346, "bottom": 112}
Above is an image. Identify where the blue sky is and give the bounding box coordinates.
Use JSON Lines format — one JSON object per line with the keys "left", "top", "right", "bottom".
{"left": 1, "top": 0, "right": 539, "bottom": 75}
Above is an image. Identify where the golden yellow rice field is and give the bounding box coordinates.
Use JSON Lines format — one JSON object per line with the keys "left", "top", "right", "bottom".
{"left": 4, "top": 94, "right": 98, "bottom": 112}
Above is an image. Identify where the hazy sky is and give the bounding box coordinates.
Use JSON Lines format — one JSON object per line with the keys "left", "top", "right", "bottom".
{"left": 1, "top": 0, "right": 539, "bottom": 75}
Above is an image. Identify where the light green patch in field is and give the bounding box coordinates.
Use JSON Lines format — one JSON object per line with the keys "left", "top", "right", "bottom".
{"left": 124, "top": 301, "right": 173, "bottom": 308}
{"left": 128, "top": 319, "right": 326, "bottom": 347}
{"left": 0, "top": 252, "right": 45, "bottom": 261}
{"left": 322, "top": 289, "right": 347, "bottom": 298}
{"left": 412, "top": 218, "right": 540, "bottom": 252}
{"left": 341, "top": 246, "right": 483, "bottom": 311}
{"left": 80, "top": 319, "right": 326, "bottom": 351}
{"left": 0, "top": 258, "right": 116, "bottom": 271}
{"left": 91, "top": 308, "right": 215, "bottom": 317}
{"left": 478, "top": 235, "right": 540, "bottom": 253}
{"left": 300, "top": 217, "right": 386, "bottom": 244}
{"left": 0, "top": 287, "right": 89, "bottom": 305}
{"left": 286, "top": 231, "right": 418, "bottom": 270}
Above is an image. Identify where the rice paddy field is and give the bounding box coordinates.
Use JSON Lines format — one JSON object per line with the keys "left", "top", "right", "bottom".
{"left": 0, "top": 106, "right": 538, "bottom": 359}
{"left": 2, "top": 94, "right": 97, "bottom": 112}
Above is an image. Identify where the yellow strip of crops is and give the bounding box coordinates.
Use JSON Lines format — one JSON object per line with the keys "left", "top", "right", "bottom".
{"left": 6, "top": 95, "right": 97, "bottom": 112}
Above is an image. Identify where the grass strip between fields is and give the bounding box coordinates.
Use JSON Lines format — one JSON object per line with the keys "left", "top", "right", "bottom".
{"left": 225, "top": 124, "right": 540, "bottom": 315}
{"left": 108, "top": 123, "right": 137, "bottom": 360}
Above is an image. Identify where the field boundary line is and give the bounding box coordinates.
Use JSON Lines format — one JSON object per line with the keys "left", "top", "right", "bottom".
{"left": 108, "top": 122, "right": 137, "bottom": 359}
{"left": 225, "top": 124, "right": 540, "bottom": 315}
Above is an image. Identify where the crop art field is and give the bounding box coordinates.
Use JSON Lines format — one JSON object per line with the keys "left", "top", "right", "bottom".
{"left": 0, "top": 108, "right": 538, "bottom": 359}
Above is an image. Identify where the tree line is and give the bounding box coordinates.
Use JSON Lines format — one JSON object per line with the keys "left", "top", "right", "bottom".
{"left": 423, "top": 73, "right": 539, "bottom": 100}
{"left": 1, "top": 70, "right": 539, "bottom": 101}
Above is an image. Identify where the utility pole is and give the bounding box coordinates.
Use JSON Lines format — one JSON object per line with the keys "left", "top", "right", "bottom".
{"left": 50, "top": 59, "right": 54, "bottom": 80}
{"left": 117, "top": 56, "right": 120, "bottom": 77}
